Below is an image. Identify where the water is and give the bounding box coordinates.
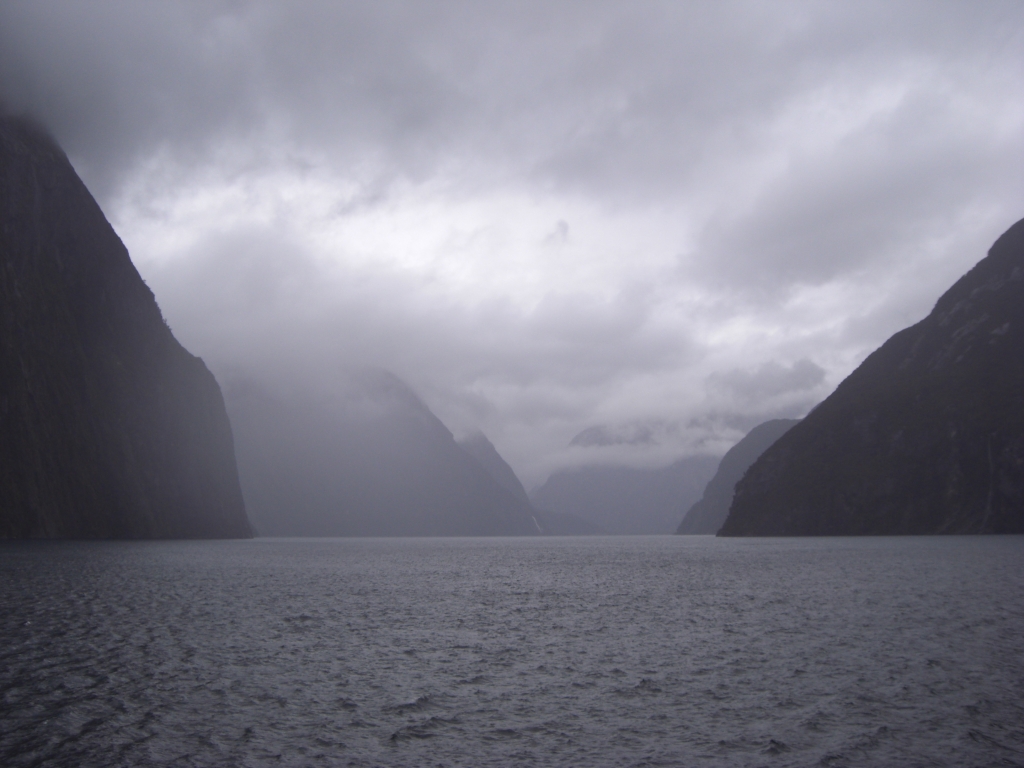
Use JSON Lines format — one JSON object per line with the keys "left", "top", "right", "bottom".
{"left": 1, "top": 535, "right": 1023, "bottom": 767}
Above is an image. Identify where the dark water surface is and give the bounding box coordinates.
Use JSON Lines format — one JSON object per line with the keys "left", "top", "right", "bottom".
{"left": 2, "top": 535, "right": 1023, "bottom": 767}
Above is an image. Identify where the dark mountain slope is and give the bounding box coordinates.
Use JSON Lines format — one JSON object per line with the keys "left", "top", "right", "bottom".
{"left": 720, "top": 218, "right": 1024, "bottom": 536}
{"left": 458, "top": 431, "right": 603, "bottom": 534}
{"left": 0, "top": 116, "right": 250, "bottom": 538}
{"left": 531, "top": 455, "right": 719, "bottom": 535}
{"left": 458, "top": 431, "right": 532, "bottom": 504}
{"left": 676, "top": 419, "right": 798, "bottom": 534}
{"left": 227, "top": 373, "right": 540, "bottom": 536}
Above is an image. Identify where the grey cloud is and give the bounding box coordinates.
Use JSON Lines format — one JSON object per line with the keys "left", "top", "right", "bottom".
{"left": 685, "top": 408, "right": 807, "bottom": 441}
{"left": 544, "top": 220, "right": 569, "bottom": 246}
{"left": 2, "top": 0, "right": 1021, "bottom": 483}
{"left": 5, "top": 1, "right": 1020, "bottom": 204}
{"left": 0, "top": 2, "right": 262, "bottom": 197}
{"left": 707, "top": 359, "right": 826, "bottom": 404}
{"left": 143, "top": 223, "right": 697, "bottom": 419}
{"left": 570, "top": 424, "right": 657, "bottom": 448}
{"left": 696, "top": 90, "right": 1024, "bottom": 296}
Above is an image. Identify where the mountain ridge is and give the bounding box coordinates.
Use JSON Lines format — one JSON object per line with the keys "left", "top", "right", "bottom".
{"left": 720, "top": 218, "right": 1024, "bottom": 536}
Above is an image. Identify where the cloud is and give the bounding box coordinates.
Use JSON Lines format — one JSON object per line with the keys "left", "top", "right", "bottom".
{"left": 7, "top": 2, "right": 1019, "bottom": 203}
{"left": 2, "top": 0, "right": 1022, "bottom": 486}
{"left": 697, "top": 78, "right": 1024, "bottom": 295}
{"left": 571, "top": 424, "right": 657, "bottom": 448}
{"left": 707, "top": 359, "right": 826, "bottom": 405}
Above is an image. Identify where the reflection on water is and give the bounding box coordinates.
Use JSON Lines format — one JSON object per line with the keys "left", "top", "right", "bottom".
{"left": 2, "top": 535, "right": 1023, "bottom": 767}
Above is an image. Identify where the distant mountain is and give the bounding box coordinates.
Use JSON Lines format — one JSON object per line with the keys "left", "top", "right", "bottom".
{"left": 721, "top": 218, "right": 1024, "bottom": 536}
{"left": 676, "top": 419, "right": 799, "bottom": 534}
{"left": 531, "top": 455, "right": 719, "bottom": 535}
{"left": 458, "top": 431, "right": 532, "bottom": 504}
{"left": 458, "top": 431, "right": 603, "bottom": 535}
{"left": 227, "top": 373, "right": 540, "bottom": 536}
{"left": 0, "top": 116, "right": 250, "bottom": 539}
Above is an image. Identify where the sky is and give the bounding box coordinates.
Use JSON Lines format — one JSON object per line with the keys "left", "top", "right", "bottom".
{"left": 1, "top": 0, "right": 1022, "bottom": 488}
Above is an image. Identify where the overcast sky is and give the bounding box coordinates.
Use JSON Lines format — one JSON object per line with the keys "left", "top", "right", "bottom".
{"left": 2, "top": 0, "right": 1022, "bottom": 487}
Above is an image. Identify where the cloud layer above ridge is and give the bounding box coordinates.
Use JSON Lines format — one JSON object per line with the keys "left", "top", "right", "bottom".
{"left": 2, "top": 0, "right": 1022, "bottom": 485}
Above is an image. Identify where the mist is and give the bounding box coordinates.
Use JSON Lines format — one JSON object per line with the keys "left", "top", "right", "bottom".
{"left": 2, "top": 0, "right": 1021, "bottom": 486}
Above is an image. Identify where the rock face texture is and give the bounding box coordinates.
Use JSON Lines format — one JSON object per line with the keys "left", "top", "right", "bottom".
{"left": 0, "top": 116, "right": 251, "bottom": 539}
{"left": 676, "top": 419, "right": 798, "bottom": 534}
{"left": 531, "top": 455, "right": 719, "bottom": 535}
{"left": 720, "top": 218, "right": 1024, "bottom": 536}
{"left": 227, "top": 372, "right": 541, "bottom": 536}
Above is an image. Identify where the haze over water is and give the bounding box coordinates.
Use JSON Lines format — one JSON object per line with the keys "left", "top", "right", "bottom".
{"left": 2, "top": 535, "right": 1022, "bottom": 767}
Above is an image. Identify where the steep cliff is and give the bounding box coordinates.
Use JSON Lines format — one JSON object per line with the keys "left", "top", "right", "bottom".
{"left": 676, "top": 419, "right": 798, "bottom": 534}
{"left": 0, "top": 116, "right": 251, "bottom": 538}
{"left": 720, "top": 218, "right": 1024, "bottom": 536}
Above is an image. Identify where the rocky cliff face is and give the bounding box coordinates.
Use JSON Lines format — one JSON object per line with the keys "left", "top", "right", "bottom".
{"left": 0, "top": 116, "right": 251, "bottom": 538}
{"left": 720, "top": 218, "right": 1024, "bottom": 536}
{"left": 676, "top": 419, "right": 798, "bottom": 534}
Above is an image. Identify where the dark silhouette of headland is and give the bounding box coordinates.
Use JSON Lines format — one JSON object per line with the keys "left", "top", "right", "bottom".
{"left": 0, "top": 115, "right": 251, "bottom": 538}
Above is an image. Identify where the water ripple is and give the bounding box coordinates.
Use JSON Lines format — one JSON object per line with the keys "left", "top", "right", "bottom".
{"left": 1, "top": 535, "right": 1023, "bottom": 767}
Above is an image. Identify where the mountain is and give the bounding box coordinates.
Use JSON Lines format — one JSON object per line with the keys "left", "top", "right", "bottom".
{"left": 676, "top": 419, "right": 798, "bottom": 534}
{"left": 458, "top": 431, "right": 603, "bottom": 535}
{"left": 0, "top": 116, "right": 251, "bottom": 538}
{"left": 720, "top": 218, "right": 1024, "bottom": 536}
{"left": 531, "top": 455, "right": 719, "bottom": 535}
{"left": 457, "top": 431, "right": 532, "bottom": 504}
{"left": 226, "top": 373, "right": 540, "bottom": 536}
